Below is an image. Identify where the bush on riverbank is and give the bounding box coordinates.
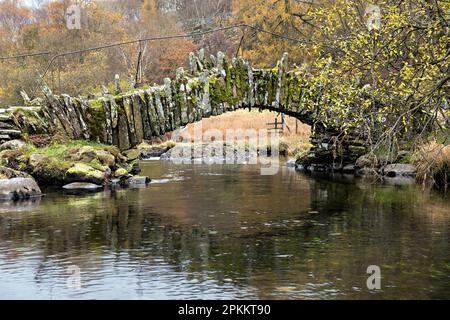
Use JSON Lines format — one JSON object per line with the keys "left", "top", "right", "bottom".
{"left": 415, "top": 142, "right": 450, "bottom": 188}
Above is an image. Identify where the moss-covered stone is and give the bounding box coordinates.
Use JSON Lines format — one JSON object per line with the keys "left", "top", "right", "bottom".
{"left": 66, "top": 163, "right": 107, "bottom": 185}
{"left": 86, "top": 99, "right": 107, "bottom": 143}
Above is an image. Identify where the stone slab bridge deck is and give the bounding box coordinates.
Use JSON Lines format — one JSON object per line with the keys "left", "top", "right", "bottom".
{"left": 6, "top": 51, "right": 369, "bottom": 166}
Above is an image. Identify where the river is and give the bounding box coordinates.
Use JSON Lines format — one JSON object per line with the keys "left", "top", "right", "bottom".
{"left": 0, "top": 161, "right": 449, "bottom": 299}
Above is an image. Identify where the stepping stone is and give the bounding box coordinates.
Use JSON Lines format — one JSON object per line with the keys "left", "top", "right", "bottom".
{"left": 63, "top": 182, "right": 103, "bottom": 190}
{"left": 0, "top": 178, "right": 42, "bottom": 201}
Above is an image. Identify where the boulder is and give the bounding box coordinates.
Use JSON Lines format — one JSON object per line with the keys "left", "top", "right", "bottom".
{"left": 74, "top": 146, "right": 97, "bottom": 162}
{"left": 95, "top": 150, "right": 116, "bottom": 167}
{"left": 0, "top": 178, "right": 42, "bottom": 201}
{"left": 29, "top": 154, "right": 49, "bottom": 168}
{"left": 109, "top": 178, "right": 121, "bottom": 186}
{"left": 114, "top": 168, "right": 130, "bottom": 178}
{"left": 0, "top": 166, "right": 30, "bottom": 179}
{"left": 124, "top": 149, "right": 140, "bottom": 161}
{"left": 0, "top": 140, "right": 26, "bottom": 151}
{"left": 63, "top": 182, "right": 103, "bottom": 190}
{"left": 66, "top": 163, "right": 107, "bottom": 185}
{"left": 383, "top": 164, "right": 417, "bottom": 177}
{"left": 307, "top": 164, "right": 329, "bottom": 172}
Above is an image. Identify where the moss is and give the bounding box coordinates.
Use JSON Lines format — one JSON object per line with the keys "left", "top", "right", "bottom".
{"left": 209, "top": 76, "right": 230, "bottom": 105}
{"left": 226, "top": 65, "right": 233, "bottom": 97}
{"left": 24, "top": 140, "right": 111, "bottom": 159}
{"left": 233, "top": 62, "right": 249, "bottom": 101}
{"left": 86, "top": 100, "right": 106, "bottom": 141}
{"left": 67, "top": 163, "right": 105, "bottom": 183}
{"left": 190, "top": 94, "right": 198, "bottom": 106}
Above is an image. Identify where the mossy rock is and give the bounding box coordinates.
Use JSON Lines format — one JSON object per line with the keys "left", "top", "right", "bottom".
{"left": 30, "top": 159, "right": 72, "bottom": 185}
{"left": 72, "top": 146, "right": 97, "bottom": 162}
{"left": 66, "top": 163, "right": 108, "bottom": 185}
{"left": 95, "top": 150, "right": 116, "bottom": 167}
{"left": 123, "top": 149, "right": 139, "bottom": 161}
{"left": 114, "top": 168, "right": 131, "bottom": 179}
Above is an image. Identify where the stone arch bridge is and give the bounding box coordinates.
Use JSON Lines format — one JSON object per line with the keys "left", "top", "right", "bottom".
{"left": 5, "top": 51, "right": 368, "bottom": 166}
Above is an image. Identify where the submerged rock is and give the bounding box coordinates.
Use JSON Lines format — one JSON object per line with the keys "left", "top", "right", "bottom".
{"left": 0, "top": 178, "right": 42, "bottom": 201}
{"left": 63, "top": 182, "right": 103, "bottom": 190}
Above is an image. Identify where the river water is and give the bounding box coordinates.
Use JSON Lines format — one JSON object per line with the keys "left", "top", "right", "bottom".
{"left": 0, "top": 161, "right": 449, "bottom": 299}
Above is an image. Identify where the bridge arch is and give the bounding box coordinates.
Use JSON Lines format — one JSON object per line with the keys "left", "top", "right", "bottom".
{"left": 12, "top": 51, "right": 367, "bottom": 166}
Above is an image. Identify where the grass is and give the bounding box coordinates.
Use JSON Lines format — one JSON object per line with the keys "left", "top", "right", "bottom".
{"left": 24, "top": 140, "right": 118, "bottom": 158}
{"left": 415, "top": 141, "right": 450, "bottom": 186}
{"left": 182, "top": 110, "right": 311, "bottom": 157}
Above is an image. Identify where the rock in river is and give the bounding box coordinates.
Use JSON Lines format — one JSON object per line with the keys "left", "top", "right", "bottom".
{"left": 383, "top": 164, "right": 417, "bottom": 178}
{"left": 286, "top": 159, "right": 296, "bottom": 168}
{"left": 63, "top": 182, "right": 103, "bottom": 191}
{"left": 66, "top": 163, "right": 109, "bottom": 185}
{"left": 0, "top": 178, "right": 42, "bottom": 201}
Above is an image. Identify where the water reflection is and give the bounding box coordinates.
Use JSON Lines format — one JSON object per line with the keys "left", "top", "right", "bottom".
{"left": 0, "top": 162, "right": 449, "bottom": 299}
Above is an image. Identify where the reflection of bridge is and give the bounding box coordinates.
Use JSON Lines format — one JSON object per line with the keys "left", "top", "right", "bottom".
{"left": 10, "top": 51, "right": 368, "bottom": 165}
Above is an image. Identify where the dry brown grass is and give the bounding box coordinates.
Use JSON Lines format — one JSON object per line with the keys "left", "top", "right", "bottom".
{"left": 415, "top": 141, "right": 450, "bottom": 186}
{"left": 186, "top": 110, "right": 309, "bottom": 136}
{"left": 183, "top": 110, "right": 311, "bottom": 156}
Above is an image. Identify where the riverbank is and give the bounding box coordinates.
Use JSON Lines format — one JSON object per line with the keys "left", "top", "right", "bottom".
{"left": 295, "top": 140, "right": 450, "bottom": 190}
